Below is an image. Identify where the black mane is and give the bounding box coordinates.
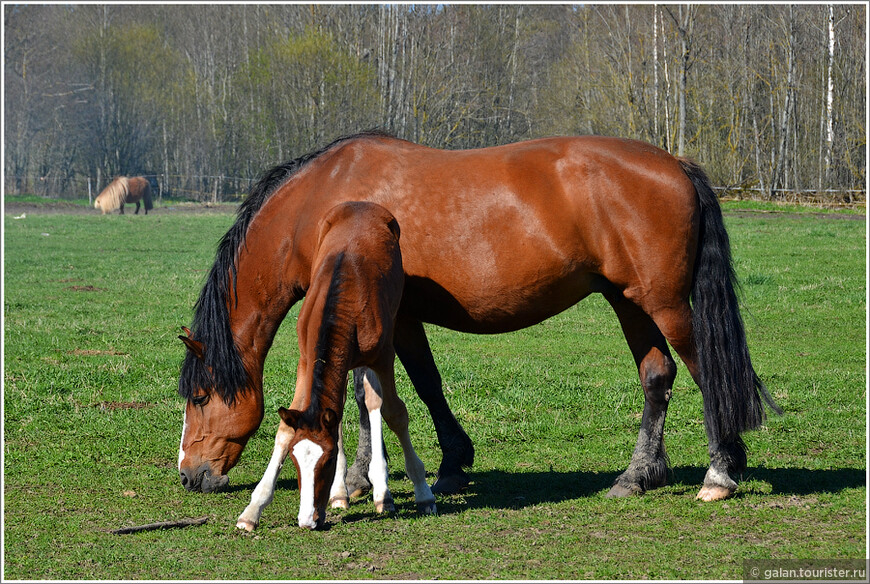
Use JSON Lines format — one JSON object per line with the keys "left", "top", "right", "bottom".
{"left": 178, "top": 131, "right": 391, "bottom": 404}
{"left": 302, "top": 251, "right": 354, "bottom": 426}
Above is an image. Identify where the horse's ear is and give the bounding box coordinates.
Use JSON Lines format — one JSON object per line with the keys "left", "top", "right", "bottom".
{"left": 178, "top": 329, "right": 204, "bottom": 361}
{"left": 321, "top": 408, "right": 339, "bottom": 431}
{"left": 386, "top": 216, "right": 400, "bottom": 241}
{"left": 279, "top": 407, "right": 303, "bottom": 429}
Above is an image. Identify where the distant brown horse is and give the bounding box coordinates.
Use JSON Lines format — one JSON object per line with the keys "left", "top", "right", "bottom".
{"left": 94, "top": 176, "right": 153, "bottom": 215}
{"left": 178, "top": 132, "right": 780, "bottom": 508}
{"left": 229, "top": 202, "right": 436, "bottom": 530}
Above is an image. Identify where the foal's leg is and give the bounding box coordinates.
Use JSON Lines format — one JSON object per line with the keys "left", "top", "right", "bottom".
{"left": 394, "top": 316, "right": 474, "bottom": 494}
{"left": 346, "top": 368, "right": 376, "bottom": 498}
{"left": 236, "top": 420, "right": 294, "bottom": 531}
{"left": 360, "top": 369, "right": 395, "bottom": 513}
{"left": 605, "top": 293, "right": 676, "bottom": 497}
{"left": 328, "top": 423, "right": 350, "bottom": 509}
{"left": 368, "top": 365, "right": 437, "bottom": 515}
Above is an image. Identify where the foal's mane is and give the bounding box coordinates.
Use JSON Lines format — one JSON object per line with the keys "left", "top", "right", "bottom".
{"left": 178, "top": 130, "right": 392, "bottom": 404}
{"left": 302, "top": 251, "right": 355, "bottom": 426}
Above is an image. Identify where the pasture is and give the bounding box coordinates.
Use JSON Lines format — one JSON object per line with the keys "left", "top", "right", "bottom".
{"left": 3, "top": 202, "right": 866, "bottom": 580}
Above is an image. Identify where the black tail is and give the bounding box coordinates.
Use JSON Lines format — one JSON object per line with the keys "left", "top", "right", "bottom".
{"left": 681, "top": 159, "right": 782, "bottom": 451}
{"left": 143, "top": 183, "right": 153, "bottom": 211}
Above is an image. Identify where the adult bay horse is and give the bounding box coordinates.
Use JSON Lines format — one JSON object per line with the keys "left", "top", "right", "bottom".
{"left": 177, "top": 131, "right": 780, "bottom": 505}
{"left": 94, "top": 176, "right": 153, "bottom": 215}
{"left": 229, "top": 201, "right": 436, "bottom": 530}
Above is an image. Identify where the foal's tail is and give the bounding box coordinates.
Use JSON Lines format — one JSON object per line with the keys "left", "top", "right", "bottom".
{"left": 680, "top": 159, "right": 781, "bottom": 452}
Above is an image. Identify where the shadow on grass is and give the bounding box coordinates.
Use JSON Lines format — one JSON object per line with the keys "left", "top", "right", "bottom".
{"left": 436, "top": 465, "right": 866, "bottom": 514}
{"left": 226, "top": 466, "right": 865, "bottom": 521}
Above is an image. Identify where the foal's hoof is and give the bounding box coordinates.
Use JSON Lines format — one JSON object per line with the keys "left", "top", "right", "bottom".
{"left": 374, "top": 497, "right": 395, "bottom": 514}
{"left": 329, "top": 496, "right": 350, "bottom": 510}
{"left": 606, "top": 483, "right": 643, "bottom": 498}
{"left": 416, "top": 501, "right": 437, "bottom": 515}
{"left": 236, "top": 519, "right": 257, "bottom": 532}
{"left": 431, "top": 470, "right": 470, "bottom": 495}
{"left": 696, "top": 484, "right": 735, "bottom": 502}
{"left": 345, "top": 468, "right": 372, "bottom": 499}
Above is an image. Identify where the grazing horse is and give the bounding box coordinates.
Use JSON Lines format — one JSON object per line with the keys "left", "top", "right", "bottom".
{"left": 94, "top": 176, "right": 153, "bottom": 215}
{"left": 177, "top": 132, "right": 779, "bottom": 507}
{"left": 230, "top": 201, "right": 436, "bottom": 530}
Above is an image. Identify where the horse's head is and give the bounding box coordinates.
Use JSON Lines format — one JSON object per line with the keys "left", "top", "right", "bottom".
{"left": 278, "top": 406, "right": 340, "bottom": 529}
{"left": 177, "top": 329, "right": 263, "bottom": 493}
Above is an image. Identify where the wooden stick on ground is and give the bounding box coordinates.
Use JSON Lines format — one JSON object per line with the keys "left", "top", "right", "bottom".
{"left": 110, "top": 516, "right": 209, "bottom": 535}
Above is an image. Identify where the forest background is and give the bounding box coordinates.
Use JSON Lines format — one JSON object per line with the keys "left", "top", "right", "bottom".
{"left": 3, "top": 3, "right": 866, "bottom": 202}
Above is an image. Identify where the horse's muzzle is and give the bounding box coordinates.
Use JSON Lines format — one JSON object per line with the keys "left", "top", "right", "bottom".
{"left": 180, "top": 462, "right": 229, "bottom": 493}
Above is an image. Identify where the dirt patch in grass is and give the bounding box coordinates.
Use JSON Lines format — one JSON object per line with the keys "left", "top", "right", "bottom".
{"left": 66, "top": 285, "right": 106, "bottom": 292}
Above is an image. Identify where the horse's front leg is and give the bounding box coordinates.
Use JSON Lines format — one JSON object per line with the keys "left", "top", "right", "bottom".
{"left": 328, "top": 423, "right": 350, "bottom": 509}
{"left": 134, "top": 201, "right": 141, "bottom": 214}
{"left": 236, "top": 420, "right": 293, "bottom": 531}
{"left": 394, "top": 317, "right": 473, "bottom": 494}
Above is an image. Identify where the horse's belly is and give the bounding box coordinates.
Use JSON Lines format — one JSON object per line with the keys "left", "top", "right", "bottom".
{"left": 401, "top": 259, "right": 604, "bottom": 334}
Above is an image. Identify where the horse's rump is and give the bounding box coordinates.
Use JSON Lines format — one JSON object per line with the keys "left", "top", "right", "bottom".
{"left": 126, "top": 177, "right": 153, "bottom": 211}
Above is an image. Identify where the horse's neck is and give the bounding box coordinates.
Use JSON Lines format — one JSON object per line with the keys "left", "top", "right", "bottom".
{"left": 229, "top": 240, "right": 306, "bottom": 379}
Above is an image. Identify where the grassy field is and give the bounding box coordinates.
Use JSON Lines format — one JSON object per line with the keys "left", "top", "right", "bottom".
{"left": 3, "top": 202, "right": 866, "bottom": 580}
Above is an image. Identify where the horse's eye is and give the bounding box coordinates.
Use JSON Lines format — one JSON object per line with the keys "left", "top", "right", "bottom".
{"left": 191, "top": 394, "right": 211, "bottom": 407}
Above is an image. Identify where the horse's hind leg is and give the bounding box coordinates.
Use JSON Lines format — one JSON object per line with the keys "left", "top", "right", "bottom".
{"left": 394, "top": 316, "right": 473, "bottom": 494}
{"left": 648, "top": 305, "right": 745, "bottom": 502}
{"left": 605, "top": 292, "right": 676, "bottom": 498}
{"left": 345, "top": 367, "right": 384, "bottom": 499}
{"left": 365, "top": 365, "right": 437, "bottom": 515}
{"left": 134, "top": 201, "right": 141, "bottom": 214}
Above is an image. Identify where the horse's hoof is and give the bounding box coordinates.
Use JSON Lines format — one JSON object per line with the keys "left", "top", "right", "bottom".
{"left": 696, "top": 484, "right": 735, "bottom": 502}
{"left": 374, "top": 497, "right": 395, "bottom": 514}
{"left": 417, "top": 501, "right": 437, "bottom": 515}
{"left": 345, "top": 472, "right": 372, "bottom": 499}
{"left": 330, "top": 496, "right": 350, "bottom": 510}
{"left": 236, "top": 519, "right": 257, "bottom": 532}
{"left": 348, "top": 486, "right": 369, "bottom": 499}
{"left": 606, "top": 482, "right": 643, "bottom": 498}
{"left": 431, "top": 471, "right": 470, "bottom": 495}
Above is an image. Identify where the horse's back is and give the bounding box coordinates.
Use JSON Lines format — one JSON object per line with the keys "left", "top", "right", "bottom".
{"left": 276, "top": 135, "right": 702, "bottom": 332}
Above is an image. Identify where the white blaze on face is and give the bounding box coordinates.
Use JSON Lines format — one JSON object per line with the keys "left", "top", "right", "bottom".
{"left": 178, "top": 407, "right": 188, "bottom": 470}
{"left": 293, "top": 439, "right": 325, "bottom": 529}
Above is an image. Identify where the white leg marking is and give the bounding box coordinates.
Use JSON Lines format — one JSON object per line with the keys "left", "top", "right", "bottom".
{"left": 178, "top": 407, "right": 188, "bottom": 471}
{"left": 329, "top": 423, "right": 349, "bottom": 509}
{"left": 236, "top": 428, "right": 292, "bottom": 531}
{"left": 293, "top": 439, "right": 325, "bottom": 529}
{"left": 366, "top": 407, "right": 393, "bottom": 512}
{"left": 396, "top": 431, "right": 437, "bottom": 514}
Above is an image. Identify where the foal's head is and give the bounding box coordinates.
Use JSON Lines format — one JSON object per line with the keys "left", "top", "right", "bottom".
{"left": 177, "top": 329, "right": 264, "bottom": 493}
{"left": 279, "top": 406, "right": 341, "bottom": 529}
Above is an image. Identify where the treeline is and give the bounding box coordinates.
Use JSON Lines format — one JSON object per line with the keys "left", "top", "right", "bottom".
{"left": 4, "top": 3, "right": 866, "bottom": 201}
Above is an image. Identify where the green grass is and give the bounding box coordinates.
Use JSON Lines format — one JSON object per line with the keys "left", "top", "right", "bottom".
{"left": 3, "top": 208, "right": 866, "bottom": 580}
